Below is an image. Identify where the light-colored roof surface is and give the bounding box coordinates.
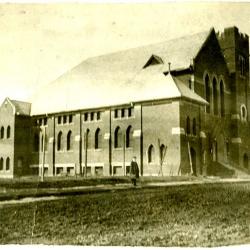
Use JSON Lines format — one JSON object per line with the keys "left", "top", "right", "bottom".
{"left": 31, "top": 29, "right": 212, "bottom": 115}
{"left": 10, "top": 99, "right": 31, "bottom": 116}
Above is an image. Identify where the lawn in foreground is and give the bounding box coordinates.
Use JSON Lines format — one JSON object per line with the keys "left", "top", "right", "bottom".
{"left": 0, "top": 183, "right": 250, "bottom": 246}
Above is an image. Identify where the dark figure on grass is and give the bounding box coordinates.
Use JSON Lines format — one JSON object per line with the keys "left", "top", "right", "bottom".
{"left": 130, "top": 156, "right": 139, "bottom": 186}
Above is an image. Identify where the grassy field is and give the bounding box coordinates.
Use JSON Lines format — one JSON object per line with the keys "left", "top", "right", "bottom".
{"left": 0, "top": 182, "right": 250, "bottom": 246}
{"left": 0, "top": 175, "right": 197, "bottom": 189}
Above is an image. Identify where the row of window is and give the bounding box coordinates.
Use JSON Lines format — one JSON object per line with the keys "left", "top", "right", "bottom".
{"left": 83, "top": 111, "right": 101, "bottom": 122}
{"left": 147, "top": 144, "right": 167, "bottom": 164}
{"left": 0, "top": 126, "right": 11, "bottom": 139}
{"left": 35, "top": 118, "right": 48, "bottom": 126}
{"left": 0, "top": 157, "right": 10, "bottom": 171}
{"left": 204, "top": 74, "right": 225, "bottom": 116}
{"left": 34, "top": 107, "right": 134, "bottom": 128}
{"left": 186, "top": 117, "right": 197, "bottom": 135}
{"left": 58, "top": 115, "right": 73, "bottom": 125}
{"left": 33, "top": 126, "right": 135, "bottom": 152}
{"left": 114, "top": 107, "right": 134, "bottom": 119}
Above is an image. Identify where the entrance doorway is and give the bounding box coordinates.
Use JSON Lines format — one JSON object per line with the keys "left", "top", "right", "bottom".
{"left": 243, "top": 154, "right": 248, "bottom": 169}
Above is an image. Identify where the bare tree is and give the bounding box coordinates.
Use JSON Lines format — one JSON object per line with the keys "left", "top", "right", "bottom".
{"left": 158, "top": 138, "right": 167, "bottom": 176}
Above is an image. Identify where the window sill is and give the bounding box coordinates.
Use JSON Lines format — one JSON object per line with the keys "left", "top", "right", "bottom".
{"left": 114, "top": 147, "right": 123, "bottom": 150}
{"left": 83, "top": 120, "right": 102, "bottom": 123}
{"left": 94, "top": 149, "right": 103, "bottom": 152}
{"left": 125, "top": 147, "right": 133, "bottom": 150}
{"left": 113, "top": 116, "right": 135, "bottom": 120}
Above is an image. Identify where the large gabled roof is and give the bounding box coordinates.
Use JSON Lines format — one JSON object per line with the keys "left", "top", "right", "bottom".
{"left": 31, "top": 29, "right": 212, "bottom": 115}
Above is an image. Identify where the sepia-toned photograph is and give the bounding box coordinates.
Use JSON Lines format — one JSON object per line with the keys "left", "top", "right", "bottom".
{"left": 0, "top": 1, "right": 250, "bottom": 247}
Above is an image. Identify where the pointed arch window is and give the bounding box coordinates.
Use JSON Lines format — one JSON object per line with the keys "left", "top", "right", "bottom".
{"left": 0, "top": 127, "right": 4, "bottom": 139}
{"left": 0, "top": 158, "right": 3, "bottom": 171}
{"left": 205, "top": 75, "right": 210, "bottom": 113}
{"left": 95, "top": 128, "right": 102, "bottom": 149}
{"left": 44, "top": 135, "right": 48, "bottom": 151}
{"left": 213, "top": 78, "right": 218, "bottom": 115}
{"left": 57, "top": 131, "right": 63, "bottom": 151}
{"left": 67, "top": 131, "right": 72, "bottom": 151}
{"left": 192, "top": 118, "right": 196, "bottom": 135}
{"left": 7, "top": 126, "right": 11, "bottom": 138}
{"left": 220, "top": 80, "right": 225, "bottom": 117}
{"left": 85, "top": 129, "right": 90, "bottom": 149}
{"left": 148, "top": 145, "right": 155, "bottom": 163}
{"left": 126, "top": 126, "right": 133, "bottom": 148}
{"left": 6, "top": 157, "right": 10, "bottom": 171}
{"left": 114, "top": 126, "right": 122, "bottom": 148}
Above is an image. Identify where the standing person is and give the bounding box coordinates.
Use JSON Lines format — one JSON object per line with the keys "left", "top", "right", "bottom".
{"left": 130, "top": 156, "right": 139, "bottom": 186}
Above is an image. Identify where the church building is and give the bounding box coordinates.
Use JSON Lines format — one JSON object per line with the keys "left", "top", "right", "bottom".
{"left": 0, "top": 26, "right": 249, "bottom": 178}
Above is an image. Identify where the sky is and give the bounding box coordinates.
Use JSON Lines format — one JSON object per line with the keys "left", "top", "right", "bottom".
{"left": 0, "top": 2, "right": 250, "bottom": 104}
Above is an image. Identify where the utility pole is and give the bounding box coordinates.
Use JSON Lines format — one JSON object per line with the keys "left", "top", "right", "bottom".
{"left": 123, "top": 134, "right": 126, "bottom": 176}
{"left": 84, "top": 130, "right": 88, "bottom": 177}
{"left": 41, "top": 126, "right": 46, "bottom": 182}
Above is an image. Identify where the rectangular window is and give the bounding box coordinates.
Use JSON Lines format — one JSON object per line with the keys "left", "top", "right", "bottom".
{"left": 63, "top": 115, "right": 67, "bottom": 124}
{"left": 114, "top": 109, "right": 118, "bottom": 118}
{"left": 58, "top": 116, "right": 62, "bottom": 124}
{"left": 39, "top": 118, "right": 42, "bottom": 126}
{"left": 44, "top": 117, "right": 47, "bottom": 126}
{"left": 97, "top": 111, "right": 101, "bottom": 120}
{"left": 128, "top": 107, "right": 134, "bottom": 117}
{"left": 90, "top": 112, "right": 94, "bottom": 121}
{"left": 56, "top": 167, "right": 63, "bottom": 175}
{"left": 121, "top": 108, "right": 125, "bottom": 117}
{"left": 84, "top": 113, "right": 88, "bottom": 122}
{"left": 113, "top": 166, "right": 122, "bottom": 176}
{"left": 95, "top": 166, "right": 103, "bottom": 176}
{"left": 69, "top": 114, "right": 73, "bottom": 123}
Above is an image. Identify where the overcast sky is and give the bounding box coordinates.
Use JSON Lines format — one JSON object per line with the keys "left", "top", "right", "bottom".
{"left": 0, "top": 2, "right": 250, "bottom": 104}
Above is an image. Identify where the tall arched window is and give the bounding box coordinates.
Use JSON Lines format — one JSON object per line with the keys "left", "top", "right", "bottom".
{"left": 85, "top": 129, "right": 90, "bottom": 149}
{"left": 205, "top": 75, "right": 210, "bottom": 113}
{"left": 44, "top": 135, "right": 48, "bottom": 151}
{"left": 186, "top": 116, "right": 190, "bottom": 134}
{"left": 114, "top": 126, "right": 122, "bottom": 148}
{"left": 213, "top": 78, "right": 218, "bottom": 115}
{"left": 126, "top": 126, "right": 133, "bottom": 148}
{"left": 33, "top": 133, "right": 39, "bottom": 152}
{"left": 220, "top": 80, "right": 225, "bottom": 117}
{"left": 6, "top": 157, "right": 10, "bottom": 171}
{"left": 7, "top": 126, "right": 10, "bottom": 138}
{"left": 148, "top": 145, "right": 155, "bottom": 163}
{"left": 193, "top": 118, "right": 196, "bottom": 135}
{"left": 57, "top": 131, "right": 62, "bottom": 151}
{"left": 95, "top": 128, "right": 102, "bottom": 149}
{"left": 0, "top": 158, "right": 3, "bottom": 170}
{"left": 1, "top": 127, "right": 4, "bottom": 139}
{"left": 67, "top": 131, "right": 72, "bottom": 151}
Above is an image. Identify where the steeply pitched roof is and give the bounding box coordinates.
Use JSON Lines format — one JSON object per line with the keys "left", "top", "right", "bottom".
{"left": 10, "top": 99, "right": 31, "bottom": 116}
{"left": 31, "top": 29, "right": 212, "bottom": 115}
